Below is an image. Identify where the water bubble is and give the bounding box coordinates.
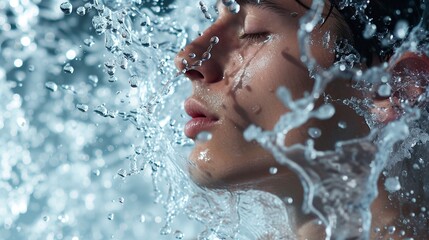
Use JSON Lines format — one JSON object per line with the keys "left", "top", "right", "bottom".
{"left": 394, "top": 20, "right": 409, "bottom": 39}
{"left": 45, "top": 82, "right": 58, "bottom": 92}
{"left": 363, "top": 23, "right": 377, "bottom": 39}
{"left": 269, "top": 167, "right": 278, "bottom": 175}
{"left": 285, "top": 197, "right": 293, "bottom": 204}
{"left": 63, "top": 63, "right": 74, "bottom": 74}
{"left": 94, "top": 104, "right": 108, "bottom": 117}
{"left": 189, "top": 53, "right": 196, "bottom": 58}
{"left": 43, "top": 216, "right": 50, "bottom": 222}
{"left": 28, "top": 65, "right": 35, "bottom": 72}
{"left": 384, "top": 177, "right": 401, "bottom": 193}
{"left": 60, "top": 2, "right": 73, "bottom": 15}
{"left": 196, "top": 131, "right": 212, "bottom": 142}
{"left": 117, "top": 168, "right": 127, "bottom": 178}
{"left": 76, "top": 6, "right": 86, "bottom": 16}
{"left": 118, "top": 197, "right": 124, "bottom": 204}
{"left": 377, "top": 84, "right": 392, "bottom": 97}
{"left": 76, "top": 103, "right": 89, "bottom": 112}
{"left": 107, "top": 213, "right": 114, "bottom": 221}
{"left": 308, "top": 127, "right": 321, "bottom": 139}
{"left": 174, "top": 230, "right": 184, "bottom": 239}
{"left": 290, "top": 12, "right": 298, "bottom": 18}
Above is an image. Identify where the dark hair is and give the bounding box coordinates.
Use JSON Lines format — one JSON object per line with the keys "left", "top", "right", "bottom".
{"left": 297, "top": 0, "right": 424, "bottom": 64}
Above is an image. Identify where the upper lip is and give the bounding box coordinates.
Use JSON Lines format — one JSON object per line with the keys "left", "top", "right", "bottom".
{"left": 184, "top": 98, "right": 218, "bottom": 120}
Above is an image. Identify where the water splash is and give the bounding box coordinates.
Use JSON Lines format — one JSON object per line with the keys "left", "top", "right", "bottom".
{"left": 2, "top": 0, "right": 429, "bottom": 239}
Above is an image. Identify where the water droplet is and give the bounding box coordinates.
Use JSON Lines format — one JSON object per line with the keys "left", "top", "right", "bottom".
{"left": 384, "top": 177, "right": 401, "bottom": 193}
{"left": 394, "top": 20, "right": 409, "bottom": 39}
{"left": 60, "top": 2, "right": 73, "bottom": 15}
{"left": 117, "top": 168, "right": 126, "bottom": 178}
{"left": 76, "top": 103, "right": 89, "bottom": 112}
{"left": 88, "top": 75, "right": 98, "bottom": 85}
{"left": 123, "top": 49, "right": 138, "bottom": 62}
{"left": 76, "top": 6, "right": 86, "bottom": 16}
{"left": 84, "top": 37, "right": 95, "bottom": 47}
{"left": 387, "top": 225, "right": 396, "bottom": 234}
{"left": 129, "top": 75, "right": 139, "bottom": 88}
{"left": 160, "top": 226, "right": 172, "bottom": 235}
{"left": 228, "top": 3, "right": 240, "bottom": 14}
{"left": 107, "top": 213, "right": 114, "bottom": 220}
{"left": 63, "top": 63, "right": 74, "bottom": 74}
{"left": 308, "top": 127, "right": 321, "bottom": 139}
{"left": 174, "top": 230, "right": 184, "bottom": 239}
{"left": 43, "top": 216, "right": 50, "bottom": 222}
{"left": 202, "top": 52, "right": 211, "bottom": 61}
{"left": 222, "top": 0, "right": 235, "bottom": 6}
{"left": 188, "top": 53, "right": 196, "bottom": 58}
{"left": 363, "top": 23, "right": 377, "bottom": 39}
{"left": 377, "top": 84, "right": 391, "bottom": 97}
{"left": 134, "top": 146, "right": 143, "bottom": 155}
{"left": 118, "top": 197, "right": 124, "bottom": 204}
{"left": 94, "top": 104, "right": 108, "bottom": 117}
{"left": 93, "top": 169, "right": 100, "bottom": 176}
{"left": 196, "top": 131, "right": 212, "bottom": 142}
{"left": 269, "top": 167, "right": 278, "bottom": 175}
{"left": 338, "top": 121, "right": 347, "bottom": 129}
{"left": 285, "top": 197, "right": 293, "bottom": 204}
{"left": 45, "top": 81, "right": 58, "bottom": 92}
{"left": 290, "top": 12, "right": 298, "bottom": 17}
{"left": 204, "top": 12, "right": 212, "bottom": 20}
{"left": 92, "top": 16, "right": 108, "bottom": 35}
{"left": 210, "top": 36, "right": 219, "bottom": 44}
{"left": 139, "top": 214, "right": 146, "bottom": 223}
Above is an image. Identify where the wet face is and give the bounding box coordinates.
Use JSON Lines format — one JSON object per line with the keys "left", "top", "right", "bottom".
{"left": 175, "top": 0, "right": 368, "bottom": 187}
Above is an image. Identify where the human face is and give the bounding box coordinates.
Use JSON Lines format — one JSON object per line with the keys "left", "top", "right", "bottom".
{"left": 175, "top": 0, "right": 368, "bottom": 187}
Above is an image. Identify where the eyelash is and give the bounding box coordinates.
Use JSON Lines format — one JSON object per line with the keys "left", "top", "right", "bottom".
{"left": 239, "top": 32, "right": 269, "bottom": 41}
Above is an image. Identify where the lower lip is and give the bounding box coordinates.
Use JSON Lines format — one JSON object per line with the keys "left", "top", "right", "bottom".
{"left": 184, "top": 117, "right": 217, "bottom": 139}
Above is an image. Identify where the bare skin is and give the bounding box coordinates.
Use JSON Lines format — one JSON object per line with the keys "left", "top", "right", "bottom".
{"left": 175, "top": 0, "right": 428, "bottom": 238}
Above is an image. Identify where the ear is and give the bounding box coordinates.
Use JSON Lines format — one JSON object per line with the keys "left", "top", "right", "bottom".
{"left": 372, "top": 52, "right": 429, "bottom": 124}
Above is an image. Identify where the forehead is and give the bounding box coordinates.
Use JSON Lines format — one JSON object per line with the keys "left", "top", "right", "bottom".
{"left": 215, "top": 0, "right": 301, "bottom": 16}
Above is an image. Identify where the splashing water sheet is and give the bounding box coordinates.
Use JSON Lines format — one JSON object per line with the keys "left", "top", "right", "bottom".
{"left": 1, "top": 0, "right": 429, "bottom": 239}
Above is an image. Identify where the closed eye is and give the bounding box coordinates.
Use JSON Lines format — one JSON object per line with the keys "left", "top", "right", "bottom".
{"left": 239, "top": 32, "right": 270, "bottom": 41}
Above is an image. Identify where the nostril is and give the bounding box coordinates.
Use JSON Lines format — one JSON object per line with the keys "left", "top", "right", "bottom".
{"left": 185, "top": 69, "right": 204, "bottom": 81}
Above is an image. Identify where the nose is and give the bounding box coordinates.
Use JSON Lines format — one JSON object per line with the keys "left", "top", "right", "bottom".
{"left": 175, "top": 25, "right": 225, "bottom": 84}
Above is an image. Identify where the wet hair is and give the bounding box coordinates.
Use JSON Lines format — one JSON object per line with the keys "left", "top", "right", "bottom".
{"left": 297, "top": 0, "right": 424, "bottom": 65}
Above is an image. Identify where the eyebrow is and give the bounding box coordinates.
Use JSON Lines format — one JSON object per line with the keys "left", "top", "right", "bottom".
{"left": 218, "top": 0, "right": 292, "bottom": 17}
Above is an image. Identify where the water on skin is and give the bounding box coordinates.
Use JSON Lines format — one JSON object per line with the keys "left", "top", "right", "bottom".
{"left": 1, "top": 0, "right": 429, "bottom": 239}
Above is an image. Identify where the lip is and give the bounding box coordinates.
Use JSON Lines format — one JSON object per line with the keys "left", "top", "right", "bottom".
{"left": 184, "top": 98, "right": 219, "bottom": 139}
